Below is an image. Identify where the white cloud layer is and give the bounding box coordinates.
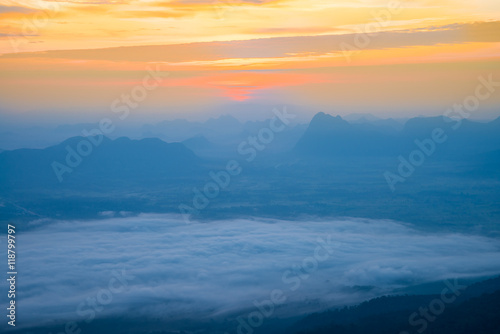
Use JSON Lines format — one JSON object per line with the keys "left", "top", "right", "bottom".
{"left": 4, "top": 215, "right": 500, "bottom": 327}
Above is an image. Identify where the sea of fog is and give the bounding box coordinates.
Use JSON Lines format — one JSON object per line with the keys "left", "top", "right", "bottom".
{"left": 4, "top": 215, "right": 500, "bottom": 328}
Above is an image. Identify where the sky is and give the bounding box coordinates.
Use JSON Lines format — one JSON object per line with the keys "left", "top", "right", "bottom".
{"left": 0, "top": 0, "right": 500, "bottom": 122}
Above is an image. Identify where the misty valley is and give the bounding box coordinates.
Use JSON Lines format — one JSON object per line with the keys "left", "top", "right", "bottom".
{"left": 1, "top": 111, "right": 500, "bottom": 333}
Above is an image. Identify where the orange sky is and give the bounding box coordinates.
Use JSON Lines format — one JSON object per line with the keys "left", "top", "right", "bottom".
{"left": 0, "top": 0, "right": 499, "bottom": 120}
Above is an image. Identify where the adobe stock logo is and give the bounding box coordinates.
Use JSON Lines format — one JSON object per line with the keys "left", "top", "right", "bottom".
{"left": 228, "top": 235, "right": 338, "bottom": 334}
{"left": 179, "top": 107, "right": 295, "bottom": 223}
{"left": 51, "top": 66, "right": 165, "bottom": 182}
{"left": 399, "top": 278, "right": 467, "bottom": 334}
{"left": 384, "top": 74, "right": 500, "bottom": 192}
{"left": 340, "top": 0, "right": 403, "bottom": 63}
{"left": 48, "top": 269, "right": 135, "bottom": 334}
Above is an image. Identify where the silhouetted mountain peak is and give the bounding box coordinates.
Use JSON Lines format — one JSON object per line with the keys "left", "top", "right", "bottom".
{"left": 57, "top": 135, "right": 113, "bottom": 148}
{"left": 0, "top": 136, "right": 202, "bottom": 187}
{"left": 309, "top": 112, "right": 350, "bottom": 132}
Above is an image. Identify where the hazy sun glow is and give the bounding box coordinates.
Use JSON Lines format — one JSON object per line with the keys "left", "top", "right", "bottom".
{"left": 0, "top": 0, "right": 499, "bottom": 118}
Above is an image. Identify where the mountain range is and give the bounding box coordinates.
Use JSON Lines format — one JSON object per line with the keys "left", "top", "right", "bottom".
{"left": 1, "top": 112, "right": 500, "bottom": 230}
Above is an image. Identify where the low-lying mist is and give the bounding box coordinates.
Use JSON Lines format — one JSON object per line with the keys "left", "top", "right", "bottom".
{"left": 7, "top": 215, "right": 500, "bottom": 328}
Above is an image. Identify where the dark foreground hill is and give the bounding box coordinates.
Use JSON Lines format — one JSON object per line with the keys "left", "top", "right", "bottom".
{"left": 291, "top": 276, "right": 500, "bottom": 334}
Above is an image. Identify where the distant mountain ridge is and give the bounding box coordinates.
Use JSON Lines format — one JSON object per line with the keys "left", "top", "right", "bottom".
{"left": 142, "top": 114, "right": 245, "bottom": 142}
{"left": 0, "top": 136, "right": 201, "bottom": 189}
{"left": 294, "top": 112, "right": 500, "bottom": 159}
{"left": 294, "top": 112, "right": 398, "bottom": 156}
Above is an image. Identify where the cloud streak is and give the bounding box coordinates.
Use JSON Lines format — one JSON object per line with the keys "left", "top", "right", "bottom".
{"left": 3, "top": 21, "right": 500, "bottom": 62}
{"left": 0, "top": 5, "right": 37, "bottom": 14}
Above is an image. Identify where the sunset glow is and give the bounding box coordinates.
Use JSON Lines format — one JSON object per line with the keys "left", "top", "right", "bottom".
{"left": 1, "top": 0, "right": 500, "bottom": 118}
